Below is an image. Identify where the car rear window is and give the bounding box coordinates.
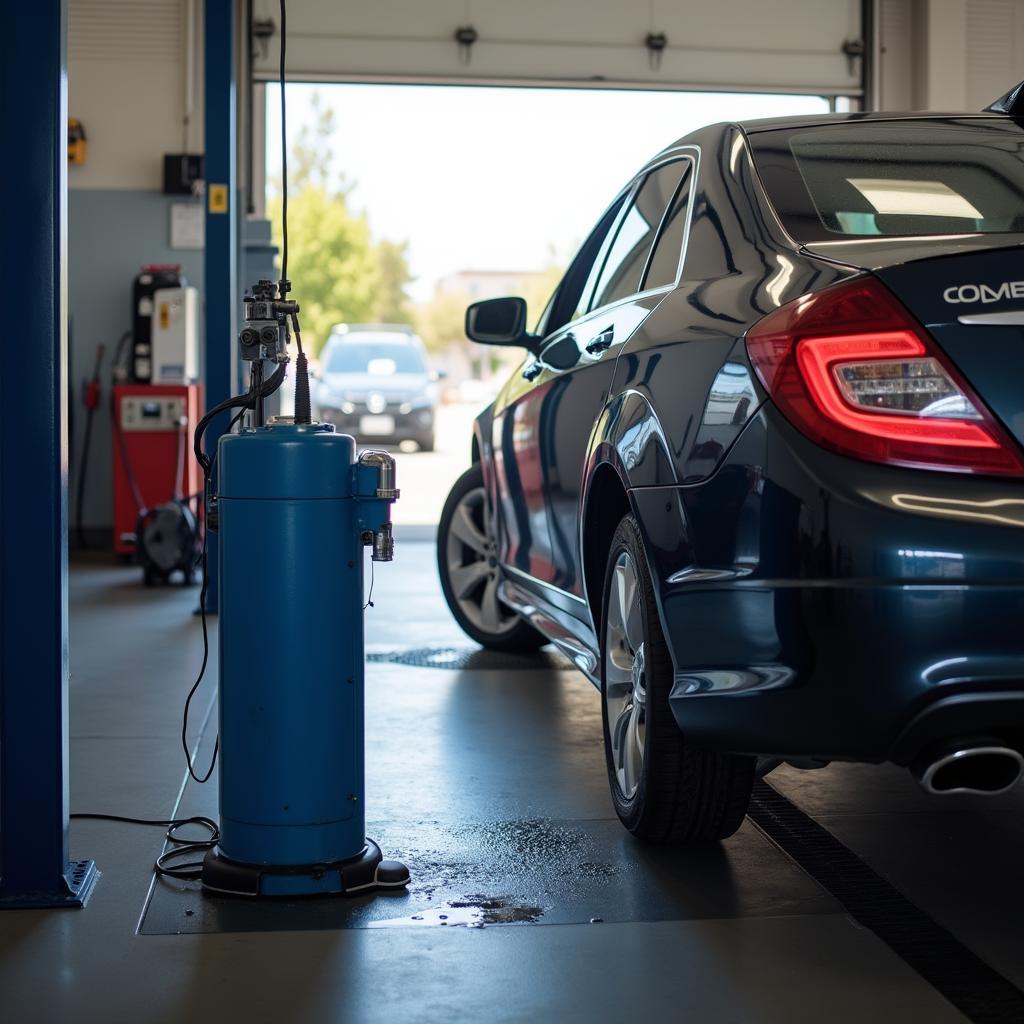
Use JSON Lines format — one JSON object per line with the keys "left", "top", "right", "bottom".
{"left": 325, "top": 342, "right": 425, "bottom": 375}
{"left": 749, "top": 118, "right": 1024, "bottom": 242}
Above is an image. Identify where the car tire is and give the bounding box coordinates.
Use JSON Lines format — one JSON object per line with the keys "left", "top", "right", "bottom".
{"left": 600, "top": 514, "right": 754, "bottom": 843}
{"left": 417, "top": 433, "right": 436, "bottom": 453}
{"left": 437, "top": 463, "right": 547, "bottom": 653}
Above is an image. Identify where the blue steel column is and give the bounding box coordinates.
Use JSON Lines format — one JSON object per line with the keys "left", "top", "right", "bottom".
{"left": 203, "top": 0, "right": 239, "bottom": 612}
{"left": 0, "top": 0, "right": 97, "bottom": 907}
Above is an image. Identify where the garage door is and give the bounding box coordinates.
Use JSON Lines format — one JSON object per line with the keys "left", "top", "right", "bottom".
{"left": 251, "top": 0, "right": 864, "bottom": 96}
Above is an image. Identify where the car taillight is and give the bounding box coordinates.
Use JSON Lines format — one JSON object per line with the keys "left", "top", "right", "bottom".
{"left": 745, "top": 276, "right": 1024, "bottom": 476}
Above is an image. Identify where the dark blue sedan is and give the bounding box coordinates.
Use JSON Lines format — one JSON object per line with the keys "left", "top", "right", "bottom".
{"left": 438, "top": 97, "right": 1024, "bottom": 844}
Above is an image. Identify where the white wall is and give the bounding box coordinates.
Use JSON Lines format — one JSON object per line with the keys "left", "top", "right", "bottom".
{"left": 69, "top": 0, "right": 203, "bottom": 190}
{"left": 879, "top": 0, "right": 1024, "bottom": 110}
{"left": 67, "top": 0, "right": 207, "bottom": 535}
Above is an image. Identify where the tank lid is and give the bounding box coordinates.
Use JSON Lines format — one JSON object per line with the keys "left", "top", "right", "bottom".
{"left": 218, "top": 423, "right": 356, "bottom": 499}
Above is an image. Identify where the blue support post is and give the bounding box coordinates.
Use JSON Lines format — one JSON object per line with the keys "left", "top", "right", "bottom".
{"left": 203, "top": 0, "right": 239, "bottom": 612}
{"left": 0, "top": 0, "right": 98, "bottom": 908}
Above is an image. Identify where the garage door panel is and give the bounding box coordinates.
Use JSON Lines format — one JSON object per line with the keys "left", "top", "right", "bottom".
{"left": 253, "top": 0, "right": 862, "bottom": 94}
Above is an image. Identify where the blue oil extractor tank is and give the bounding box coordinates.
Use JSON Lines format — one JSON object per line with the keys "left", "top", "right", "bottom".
{"left": 201, "top": 418, "right": 409, "bottom": 897}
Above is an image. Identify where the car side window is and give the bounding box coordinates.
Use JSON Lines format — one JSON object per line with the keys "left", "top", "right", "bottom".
{"left": 587, "top": 160, "right": 687, "bottom": 312}
{"left": 543, "top": 193, "right": 628, "bottom": 337}
{"left": 570, "top": 197, "right": 631, "bottom": 322}
{"left": 642, "top": 160, "right": 694, "bottom": 290}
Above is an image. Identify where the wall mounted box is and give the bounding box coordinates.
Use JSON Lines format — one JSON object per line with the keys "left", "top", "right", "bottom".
{"left": 163, "top": 153, "right": 204, "bottom": 195}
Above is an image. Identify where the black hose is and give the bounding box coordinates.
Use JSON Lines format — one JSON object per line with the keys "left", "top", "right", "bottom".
{"left": 75, "top": 403, "right": 97, "bottom": 549}
{"left": 112, "top": 391, "right": 146, "bottom": 514}
{"left": 294, "top": 351, "right": 311, "bottom": 424}
{"left": 75, "top": 344, "right": 106, "bottom": 550}
{"left": 290, "top": 312, "right": 311, "bottom": 424}
{"left": 172, "top": 416, "right": 187, "bottom": 502}
{"left": 192, "top": 361, "right": 287, "bottom": 476}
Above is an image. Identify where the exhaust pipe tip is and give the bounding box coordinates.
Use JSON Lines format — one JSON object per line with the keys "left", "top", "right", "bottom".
{"left": 913, "top": 743, "right": 1024, "bottom": 796}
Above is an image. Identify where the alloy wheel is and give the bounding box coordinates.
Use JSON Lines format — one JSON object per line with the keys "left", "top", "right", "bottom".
{"left": 604, "top": 550, "right": 647, "bottom": 800}
{"left": 444, "top": 486, "right": 519, "bottom": 636}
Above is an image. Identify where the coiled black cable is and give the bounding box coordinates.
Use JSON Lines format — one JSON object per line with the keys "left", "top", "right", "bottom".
{"left": 70, "top": 813, "right": 219, "bottom": 880}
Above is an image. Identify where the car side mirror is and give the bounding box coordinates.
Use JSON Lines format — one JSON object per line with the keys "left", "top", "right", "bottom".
{"left": 465, "top": 297, "right": 533, "bottom": 349}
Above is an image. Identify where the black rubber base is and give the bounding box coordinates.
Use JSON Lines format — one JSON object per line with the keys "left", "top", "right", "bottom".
{"left": 201, "top": 838, "right": 410, "bottom": 899}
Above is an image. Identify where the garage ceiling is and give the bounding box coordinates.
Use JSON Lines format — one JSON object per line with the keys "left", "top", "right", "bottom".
{"left": 251, "top": 0, "right": 864, "bottom": 96}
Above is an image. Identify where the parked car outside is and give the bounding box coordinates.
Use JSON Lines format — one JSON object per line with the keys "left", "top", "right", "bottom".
{"left": 437, "top": 101, "right": 1024, "bottom": 845}
{"left": 315, "top": 324, "right": 439, "bottom": 451}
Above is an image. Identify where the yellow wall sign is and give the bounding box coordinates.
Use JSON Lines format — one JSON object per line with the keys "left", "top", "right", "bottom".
{"left": 208, "top": 184, "right": 229, "bottom": 214}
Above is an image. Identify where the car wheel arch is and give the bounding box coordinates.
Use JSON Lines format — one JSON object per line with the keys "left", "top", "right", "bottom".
{"left": 581, "top": 457, "right": 632, "bottom": 635}
{"left": 579, "top": 390, "right": 678, "bottom": 633}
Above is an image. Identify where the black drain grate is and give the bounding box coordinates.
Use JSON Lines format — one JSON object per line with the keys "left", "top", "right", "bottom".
{"left": 749, "top": 780, "right": 1024, "bottom": 1024}
{"left": 367, "top": 645, "right": 574, "bottom": 672}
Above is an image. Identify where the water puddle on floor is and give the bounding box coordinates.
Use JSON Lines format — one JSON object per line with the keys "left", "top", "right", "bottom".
{"left": 368, "top": 895, "right": 546, "bottom": 929}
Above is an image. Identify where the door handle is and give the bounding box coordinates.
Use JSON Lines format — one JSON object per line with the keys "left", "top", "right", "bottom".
{"left": 585, "top": 328, "right": 614, "bottom": 354}
{"left": 522, "top": 361, "right": 543, "bottom": 381}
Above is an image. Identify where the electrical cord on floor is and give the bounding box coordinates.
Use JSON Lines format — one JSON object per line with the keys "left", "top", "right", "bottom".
{"left": 69, "top": 813, "right": 219, "bottom": 880}
{"left": 182, "top": 517, "right": 218, "bottom": 783}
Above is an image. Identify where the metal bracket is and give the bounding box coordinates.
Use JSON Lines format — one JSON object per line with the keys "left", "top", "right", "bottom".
{"left": 0, "top": 860, "right": 99, "bottom": 910}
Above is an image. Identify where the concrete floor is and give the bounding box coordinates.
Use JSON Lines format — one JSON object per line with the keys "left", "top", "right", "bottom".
{"left": 1, "top": 544, "right": 1022, "bottom": 1022}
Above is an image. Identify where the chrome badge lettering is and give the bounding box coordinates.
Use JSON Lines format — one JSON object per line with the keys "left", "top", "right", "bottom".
{"left": 943, "top": 280, "right": 1024, "bottom": 303}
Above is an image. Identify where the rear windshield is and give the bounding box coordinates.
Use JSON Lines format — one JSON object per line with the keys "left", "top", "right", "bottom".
{"left": 749, "top": 118, "right": 1024, "bottom": 242}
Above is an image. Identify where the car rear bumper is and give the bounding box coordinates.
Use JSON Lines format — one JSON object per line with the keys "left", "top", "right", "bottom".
{"left": 631, "top": 407, "right": 1024, "bottom": 763}
{"left": 318, "top": 407, "right": 434, "bottom": 442}
{"left": 655, "top": 579, "right": 1024, "bottom": 762}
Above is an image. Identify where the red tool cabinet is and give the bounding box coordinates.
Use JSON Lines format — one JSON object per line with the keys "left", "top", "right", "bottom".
{"left": 111, "top": 384, "right": 203, "bottom": 555}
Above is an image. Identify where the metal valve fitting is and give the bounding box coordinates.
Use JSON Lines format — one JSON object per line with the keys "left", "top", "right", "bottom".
{"left": 357, "top": 450, "right": 400, "bottom": 500}
{"left": 372, "top": 521, "right": 394, "bottom": 562}
{"left": 357, "top": 450, "right": 398, "bottom": 561}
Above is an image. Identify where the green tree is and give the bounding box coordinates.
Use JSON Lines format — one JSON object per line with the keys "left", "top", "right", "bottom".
{"left": 414, "top": 287, "right": 471, "bottom": 354}
{"left": 373, "top": 239, "right": 414, "bottom": 325}
{"left": 267, "top": 90, "right": 413, "bottom": 354}
{"left": 289, "top": 91, "right": 337, "bottom": 189}
{"left": 517, "top": 262, "right": 564, "bottom": 333}
{"left": 267, "top": 186, "right": 381, "bottom": 353}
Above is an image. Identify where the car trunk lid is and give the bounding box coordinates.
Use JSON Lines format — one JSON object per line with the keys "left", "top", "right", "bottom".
{"left": 864, "top": 244, "right": 1024, "bottom": 450}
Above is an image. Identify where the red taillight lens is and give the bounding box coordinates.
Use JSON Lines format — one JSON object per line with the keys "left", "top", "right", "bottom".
{"left": 745, "top": 277, "right": 1024, "bottom": 476}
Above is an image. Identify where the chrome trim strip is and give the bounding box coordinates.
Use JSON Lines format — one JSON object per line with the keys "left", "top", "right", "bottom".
{"left": 497, "top": 579, "right": 599, "bottom": 684}
{"left": 957, "top": 310, "right": 1024, "bottom": 326}
{"left": 666, "top": 566, "right": 754, "bottom": 585}
{"left": 547, "top": 636, "right": 599, "bottom": 680}
{"left": 503, "top": 564, "right": 588, "bottom": 605}
{"left": 891, "top": 493, "right": 1024, "bottom": 529}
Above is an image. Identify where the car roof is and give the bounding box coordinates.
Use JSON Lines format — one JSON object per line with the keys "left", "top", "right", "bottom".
{"left": 644, "top": 111, "right": 1016, "bottom": 175}
{"left": 329, "top": 332, "right": 417, "bottom": 344}
{"left": 325, "top": 330, "right": 424, "bottom": 351}
{"left": 737, "top": 110, "right": 1012, "bottom": 134}
{"left": 335, "top": 321, "right": 415, "bottom": 333}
